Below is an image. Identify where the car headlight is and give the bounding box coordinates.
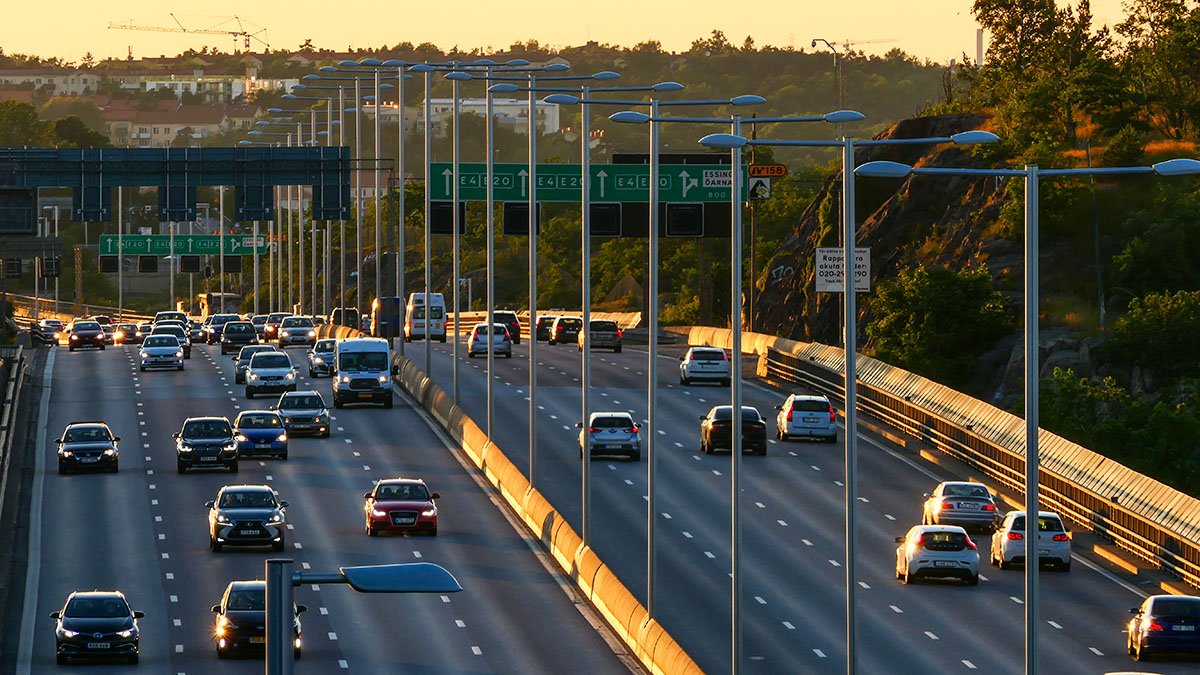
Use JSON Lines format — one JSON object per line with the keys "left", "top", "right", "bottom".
{"left": 281, "top": 331, "right": 290, "bottom": 337}
{"left": 235, "top": 434, "right": 248, "bottom": 442}
{"left": 222, "top": 442, "right": 238, "bottom": 452}
{"left": 116, "top": 629, "right": 134, "bottom": 638}
{"left": 103, "top": 448, "right": 116, "bottom": 456}
{"left": 175, "top": 350, "right": 184, "bottom": 358}
{"left": 53, "top": 332, "right": 61, "bottom": 339}
{"left": 284, "top": 372, "right": 295, "bottom": 380}
{"left": 340, "top": 375, "right": 350, "bottom": 383}
{"left": 307, "top": 330, "right": 316, "bottom": 337}
{"left": 371, "top": 508, "right": 386, "bottom": 517}
{"left": 268, "top": 512, "right": 284, "bottom": 523}
{"left": 276, "top": 433, "right": 288, "bottom": 442}
{"left": 58, "top": 627, "right": 80, "bottom": 638}
{"left": 70, "top": 334, "right": 78, "bottom": 340}
{"left": 216, "top": 514, "right": 233, "bottom": 525}
{"left": 378, "top": 374, "right": 388, "bottom": 383}
{"left": 313, "top": 356, "right": 325, "bottom": 364}
{"left": 178, "top": 445, "right": 193, "bottom": 454}
{"left": 421, "top": 507, "right": 437, "bottom": 517}
{"left": 249, "top": 373, "right": 259, "bottom": 380}
{"left": 59, "top": 450, "right": 72, "bottom": 457}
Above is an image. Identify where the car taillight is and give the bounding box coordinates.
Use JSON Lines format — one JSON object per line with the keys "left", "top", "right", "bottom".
{"left": 588, "top": 427, "right": 599, "bottom": 433}
{"left": 828, "top": 406, "right": 836, "bottom": 422}
{"left": 616, "top": 330, "right": 623, "bottom": 338}
{"left": 940, "top": 501, "right": 955, "bottom": 510}
{"left": 624, "top": 427, "right": 638, "bottom": 434}
{"left": 982, "top": 504, "right": 996, "bottom": 512}
{"left": 689, "top": 353, "right": 697, "bottom": 361}
{"left": 1052, "top": 533, "right": 1070, "bottom": 541}
{"left": 1007, "top": 532, "right": 1023, "bottom": 540}
{"left": 1147, "top": 620, "right": 1164, "bottom": 632}
{"left": 965, "top": 537, "right": 977, "bottom": 550}
{"left": 786, "top": 409, "right": 793, "bottom": 422}
{"left": 722, "top": 352, "right": 729, "bottom": 361}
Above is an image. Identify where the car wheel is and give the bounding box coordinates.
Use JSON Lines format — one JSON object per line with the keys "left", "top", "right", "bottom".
{"left": 756, "top": 448, "right": 767, "bottom": 456}
{"left": 681, "top": 377, "right": 690, "bottom": 386}
{"left": 384, "top": 396, "right": 394, "bottom": 409}
{"left": 334, "top": 398, "right": 344, "bottom": 409}
{"left": 721, "top": 378, "right": 731, "bottom": 387}
{"left": 701, "top": 440, "right": 709, "bottom": 455}
{"left": 468, "top": 352, "right": 475, "bottom": 358}
{"left": 997, "top": 555, "right": 1009, "bottom": 571}
{"left": 58, "top": 462, "right": 68, "bottom": 475}
{"left": 56, "top": 654, "right": 67, "bottom": 665}
{"left": 505, "top": 352, "right": 512, "bottom": 359}
{"left": 630, "top": 452, "right": 641, "bottom": 461}
{"left": 309, "top": 368, "right": 316, "bottom": 377}
{"left": 178, "top": 364, "right": 184, "bottom": 371}
{"left": 614, "top": 345, "right": 622, "bottom": 353}
{"left": 245, "top": 388, "right": 254, "bottom": 399}
{"left": 273, "top": 535, "right": 285, "bottom": 552}
{"left": 69, "top": 346, "right": 74, "bottom": 352}
{"left": 217, "top": 644, "right": 227, "bottom": 659}
{"left": 210, "top": 536, "right": 222, "bottom": 553}
{"left": 294, "top": 646, "right": 301, "bottom": 660}
{"left": 321, "top": 430, "right": 330, "bottom": 438}
{"left": 235, "top": 376, "right": 243, "bottom": 384}
{"left": 99, "top": 344, "right": 105, "bottom": 350}
{"left": 1060, "top": 559, "right": 1072, "bottom": 573}
{"left": 111, "top": 462, "right": 119, "bottom": 473}
{"left": 967, "top": 574, "right": 979, "bottom": 586}
{"left": 280, "top": 450, "right": 288, "bottom": 461}
{"left": 548, "top": 339, "right": 556, "bottom": 345}
{"left": 229, "top": 461, "right": 239, "bottom": 474}
{"left": 1134, "top": 639, "right": 1151, "bottom": 662}
{"left": 366, "top": 522, "right": 377, "bottom": 537}
{"left": 139, "top": 365, "right": 146, "bottom": 372}
{"left": 902, "top": 566, "right": 914, "bottom": 584}
{"left": 429, "top": 527, "right": 438, "bottom": 537}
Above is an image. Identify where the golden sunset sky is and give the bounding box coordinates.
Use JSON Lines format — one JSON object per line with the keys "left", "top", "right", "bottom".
{"left": 7, "top": 0, "right": 1127, "bottom": 64}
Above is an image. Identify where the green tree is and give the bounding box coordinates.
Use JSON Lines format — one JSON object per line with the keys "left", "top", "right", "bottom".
{"left": 1107, "top": 290, "right": 1200, "bottom": 381}
{"left": 0, "top": 100, "right": 50, "bottom": 145}
{"left": 39, "top": 97, "right": 104, "bottom": 131}
{"left": 1116, "top": 0, "right": 1200, "bottom": 139}
{"left": 866, "top": 264, "right": 1013, "bottom": 388}
{"left": 51, "top": 116, "right": 109, "bottom": 147}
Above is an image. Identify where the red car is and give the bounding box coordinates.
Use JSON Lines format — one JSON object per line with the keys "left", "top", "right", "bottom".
{"left": 363, "top": 478, "right": 439, "bottom": 536}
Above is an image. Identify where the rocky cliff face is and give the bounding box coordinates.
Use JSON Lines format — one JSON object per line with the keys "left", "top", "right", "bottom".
{"left": 753, "top": 113, "right": 1018, "bottom": 352}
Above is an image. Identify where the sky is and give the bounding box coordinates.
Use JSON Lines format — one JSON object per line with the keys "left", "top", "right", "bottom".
{"left": 4, "top": 0, "right": 1129, "bottom": 65}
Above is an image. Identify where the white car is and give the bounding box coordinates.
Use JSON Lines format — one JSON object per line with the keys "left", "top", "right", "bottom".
{"left": 278, "top": 316, "right": 317, "bottom": 347}
{"left": 139, "top": 335, "right": 184, "bottom": 371}
{"left": 679, "top": 347, "right": 731, "bottom": 386}
{"left": 990, "top": 510, "right": 1072, "bottom": 572}
{"left": 775, "top": 393, "right": 838, "bottom": 443}
{"left": 467, "top": 323, "right": 512, "bottom": 358}
{"left": 895, "top": 524, "right": 980, "bottom": 585}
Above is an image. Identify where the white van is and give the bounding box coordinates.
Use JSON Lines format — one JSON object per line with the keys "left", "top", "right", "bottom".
{"left": 404, "top": 293, "right": 446, "bottom": 343}
{"left": 331, "top": 337, "right": 397, "bottom": 408}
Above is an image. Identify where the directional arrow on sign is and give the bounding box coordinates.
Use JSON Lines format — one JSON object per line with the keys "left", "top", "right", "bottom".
{"left": 518, "top": 169, "right": 528, "bottom": 198}
{"left": 596, "top": 170, "right": 608, "bottom": 198}
{"left": 680, "top": 170, "right": 696, "bottom": 199}
{"left": 442, "top": 169, "right": 454, "bottom": 196}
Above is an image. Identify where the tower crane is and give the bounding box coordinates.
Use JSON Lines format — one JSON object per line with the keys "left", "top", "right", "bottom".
{"left": 107, "top": 14, "right": 269, "bottom": 52}
{"left": 839, "top": 38, "right": 897, "bottom": 53}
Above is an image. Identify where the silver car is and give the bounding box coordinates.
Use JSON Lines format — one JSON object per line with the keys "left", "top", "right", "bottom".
{"left": 578, "top": 319, "right": 622, "bottom": 353}
{"left": 306, "top": 339, "right": 336, "bottom": 377}
{"left": 576, "top": 412, "right": 641, "bottom": 461}
{"left": 245, "top": 352, "right": 298, "bottom": 399}
{"left": 139, "top": 335, "right": 184, "bottom": 371}
{"left": 278, "top": 316, "right": 316, "bottom": 348}
{"left": 990, "top": 510, "right": 1072, "bottom": 571}
{"left": 273, "top": 390, "right": 331, "bottom": 438}
{"left": 205, "top": 484, "right": 287, "bottom": 552}
{"left": 895, "top": 524, "right": 980, "bottom": 585}
{"left": 233, "top": 345, "right": 279, "bottom": 384}
{"left": 921, "top": 481, "right": 999, "bottom": 532}
{"left": 679, "top": 347, "right": 731, "bottom": 386}
{"left": 467, "top": 323, "right": 512, "bottom": 358}
{"left": 774, "top": 393, "right": 838, "bottom": 443}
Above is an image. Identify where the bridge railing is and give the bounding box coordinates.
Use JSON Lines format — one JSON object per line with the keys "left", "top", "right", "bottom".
{"left": 668, "top": 326, "right": 1200, "bottom": 590}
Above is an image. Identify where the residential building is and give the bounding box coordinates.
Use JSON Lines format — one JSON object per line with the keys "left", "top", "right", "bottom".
{"left": 0, "top": 69, "right": 99, "bottom": 96}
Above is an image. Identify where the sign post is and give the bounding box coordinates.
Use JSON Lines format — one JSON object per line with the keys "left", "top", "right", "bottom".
{"left": 814, "top": 247, "right": 871, "bottom": 293}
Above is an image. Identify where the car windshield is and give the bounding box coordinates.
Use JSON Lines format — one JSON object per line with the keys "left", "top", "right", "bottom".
{"left": 943, "top": 484, "right": 990, "bottom": 499}
{"left": 692, "top": 350, "right": 726, "bottom": 361}
{"left": 252, "top": 316, "right": 267, "bottom": 326}
{"left": 239, "top": 347, "right": 275, "bottom": 360}
{"left": 65, "top": 596, "right": 129, "bottom": 618}
{"left": 225, "top": 323, "right": 253, "bottom": 334}
{"left": 212, "top": 315, "right": 238, "bottom": 326}
{"left": 376, "top": 483, "right": 429, "bottom": 500}
{"left": 557, "top": 318, "right": 582, "bottom": 329}
{"left": 183, "top": 420, "right": 231, "bottom": 438}
{"left": 919, "top": 531, "right": 967, "bottom": 551}
{"left": 591, "top": 321, "right": 618, "bottom": 331}
{"left": 494, "top": 313, "right": 518, "bottom": 323}
{"left": 282, "top": 318, "right": 313, "bottom": 328}
{"left": 474, "top": 325, "right": 506, "bottom": 336}
{"left": 1153, "top": 598, "right": 1200, "bottom": 618}
{"left": 64, "top": 426, "right": 111, "bottom": 442}
{"left": 237, "top": 414, "right": 283, "bottom": 429}
{"left": 73, "top": 322, "right": 100, "bottom": 331}
{"left": 1011, "top": 516, "right": 1065, "bottom": 532}
{"left": 710, "top": 407, "right": 761, "bottom": 421}
{"left": 592, "top": 417, "right": 632, "bottom": 429}
{"left": 410, "top": 307, "right": 444, "bottom": 320}
{"left": 219, "top": 491, "right": 277, "bottom": 508}
{"left": 338, "top": 352, "right": 388, "bottom": 371}
{"left": 144, "top": 336, "right": 178, "bottom": 348}
{"left": 268, "top": 313, "right": 291, "bottom": 323}
{"left": 538, "top": 317, "right": 557, "bottom": 327}
{"left": 225, "top": 589, "right": 266, "bottom": 611}
{"left": 153, "top": 327, "right": 185, "bottom": 338}
{"left": 281, "top": 395, "right": 324, "bottom": 409}
{"left": 252, "top": 355, "right": 291, "bottom": 369}
{"left": 117, "top": 324, "right": 137, "bottom": 331}
{"left": 792, "top": 400, "right": 829, "bottom": 412}
{"left": 314, "top": 340, "right": 336, "bottom": 352}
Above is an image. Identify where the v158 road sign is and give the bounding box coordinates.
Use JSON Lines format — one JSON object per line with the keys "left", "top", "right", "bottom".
{"left": 429, "top": 163, "right": 748, "bottom": 203}
{"left": 748, "top": 164, "right": 787, "bottom": 178}
{"left": 99, "top": 234, "right": 267, "bottom": 256}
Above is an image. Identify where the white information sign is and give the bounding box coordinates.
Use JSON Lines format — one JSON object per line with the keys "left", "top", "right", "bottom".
{"left": 815, "top": 247, "right": 871, "bottom": 292}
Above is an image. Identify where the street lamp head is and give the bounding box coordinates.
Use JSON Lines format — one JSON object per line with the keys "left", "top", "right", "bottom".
{"left": 255, "top": 120, "right": 271, "bottom": 126}
{"left": 338, "top": 60, "right": 359, "bottom": 67}
{"left": 248, "top": 130, "right": 263, "bottom": 136}
{"left": 379, "top": 83, "right": 395, "bottom": 89}
{"left": 950, "top": 130, "right": 1000, "bottom": 145}
{"left": 730, "top": 95, "right": 767, "bottom": 106}
{"left": 290, "top": 84, "right": 307, "bottom": 91}
{"left": 489, "top": 83, "right": 520, "bottom": 94}
{"left": 237, "top": 140, "right": 252, "bottom": 145}
{"left": 302, "top": 74, "right": 321, "bottom": 81}
{"left": 823, "top": 109, "right": 866, "bottom": 124}
{"left": 542, "top": 94, "right": 579, "bottom": 105}
{"left": 811, "top": 39, "right": 819, "bottom": 48}
{"left": 544, "top": 63, "right": 570, "bottom": 72}
{"left": 317, "top": 130, "right": 329, "bottom": 136}
{"left": 698, "top": 133, "right": 749, "bottom": 149}
{"left": 854, "top": 160, "right": 915, "bottom": 178}
{"left": 610, "top": 111, "right": 651, "bottom": 124}
{"left": 444, "top": 71, "right": 473, "bottom": 81}
{"left": 1151, "top": 158, "right": 1200, "bottom": 176}
{"left": 359, "top": 58, "right": 383, "bottom": 67}
{"left": 652, "top": 81, "right": 685, "bottom": 92}
{"left": 472, "top": 59, "right": 497, "bottom": 66}
{"left": 282, "top": 93, "right": 298, "bottom": 99}
{"left": 592, "top": 71, "right": 621, "bottom": 81}
{"left": 382, "top": 59, "right": 406, "bottom": 67}
{"left": 319, "top": 66, "right": 339, "bottom": 72}
{"left": 506, "top": 58, "right": 531, "bottom": 67}
{"left": 408, "top": 63, "right": 435, "bottom": 73}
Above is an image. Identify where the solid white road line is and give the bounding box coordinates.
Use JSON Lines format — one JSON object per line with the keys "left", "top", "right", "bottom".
{"left": 16, "top": 348, "right": 55, "bottom": 675}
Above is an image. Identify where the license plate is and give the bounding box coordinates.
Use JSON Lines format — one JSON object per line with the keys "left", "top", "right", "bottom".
{"left": 933, "top": 561, "right": 955, "bottom": 567}
{"left": 239, "top": 529, "right": 261, "bottom": 536}
{"left": 256, "top": 444, "right": 270, "bottom": 449}
{"left": 200, "top": 456, "right": 218, "bottom": 461}
{"left": 1174, "top": 625, "right": 1197, "bottom": 631}
{"left": 606, "top": 444, "right": 622, "bottom": 449}
{"left": 1038, "top": 549, "right": 1050, "bottom": 556}
{"left": 358, "top": 393, "right": 372, "bottom": 398}
{"left": 958, "top": 503, "right": 979, "bottom": 509}
{"left": 394, "top": 517, "right": 416, "bottom": 525}
{"left": 79, "top": 456, "right": 100, "bottom": 463}
{"left": 249, "top": 636, "right": 266, "bottom": 643}
{"left": 86, "top": 642, "right": 110, "bottom": 649}
{"left": 804, "top": 417, "right": 819, "bottom": 423}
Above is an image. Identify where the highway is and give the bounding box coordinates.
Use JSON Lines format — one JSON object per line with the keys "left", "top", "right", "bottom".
{"left": 401, "top": 335, "right": 1200, "bottom": 674}
{"left": 15, "top": 341, "right": 630, "bottom": 674}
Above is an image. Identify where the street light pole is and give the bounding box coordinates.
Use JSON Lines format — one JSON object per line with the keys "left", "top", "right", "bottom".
{"left": 449, "top": 71, "right": 467, "bottom": 402}
{"left": 355, "top": 76, "right": 364, "bottom": 315}
{"left": 374, "top": 65, "right": 383, "bottom": 313}
{"left": 397, "top": 63, "right": 408, "bottom": 354}
{"left": 423, "top": 65, "right": 433, "bottom": 375}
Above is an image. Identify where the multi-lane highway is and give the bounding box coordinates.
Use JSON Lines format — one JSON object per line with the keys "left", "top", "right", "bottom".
{"left": 400, "top": 335, "right": 1198, "bottom": 674}
{"left": 15, "top": 340, "right": 631, "bottom": 673}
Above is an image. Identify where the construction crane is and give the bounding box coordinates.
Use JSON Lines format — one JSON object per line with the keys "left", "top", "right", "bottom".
{"left": 107, "top": 14, "right": 269, "bottom": 52}
{"left": 839, "top": 38, "right": 897, "bottom": 53}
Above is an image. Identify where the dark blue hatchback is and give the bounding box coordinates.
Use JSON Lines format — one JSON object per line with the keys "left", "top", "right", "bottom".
{"left": 233, "top": 411, "right": 288, "bottom": 460}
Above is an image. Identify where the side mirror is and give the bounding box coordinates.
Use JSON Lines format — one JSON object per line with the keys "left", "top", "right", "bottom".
{"left": 894, "top": 537, "right": 905, "bottom": 544}
{"left": 679, "top": 356, "right": 685, "bottom": 362}
{"left": 296, "top": 604, "right": 308, "bottom": 614}
{"left": 431, "top": 492, "right": 441, "bottom": 500}
{"left": 391, "top": 364, "right": 399, "bottom": 375}
{"left": 922, "top": 493, "right": 930, "bottom": 499}
{"left": 574, "top": 422, "right": 584, "bottom": 429}
{"left": 231, "top": 356, "right": 237, "bottom": 361}
{"left": 363, "top": 492, "right": 372, "bottom": 499}
{"left": 172, "top": 432, "right": 181, "bottom": 439}
{"left": 204, "top": 500, "right": 215, "bottom": 508}
{"left": 132, "top": 611, "right": 145, "bottom": 619}
{"left": 54, "top": 438, "right": 63, "bottom": 444}
{"left": 774, "top": 406, "right": 782, "bottom": 411}
{"left": 698, "top": 415, "right": 706, "bottom": 420}
{"left": 1129, "top": 607, "right": 1141, "bottom": 615}
{"left": 50, "top": 611, "right": 60, "bottom": 619}
{"left": 269, "top": 405, "right": 277, "bottom": 410}
{"left": 212, "top": 605, "right": 221, "bottom": 613}
{"left": 279, "top": 500, "right": 289, "bottom": 508}
{"left": 112, "top": 436, "right": 121, "bottom": 442}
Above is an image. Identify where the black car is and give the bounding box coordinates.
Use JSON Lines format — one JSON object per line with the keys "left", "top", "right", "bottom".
{"left": 213, "top": 580, "right": 304, "bottom": 659}
{"left": 699, "top": 405, "right": 768, "bottom": 456}
{"left": 51, "top": 590, "right": 143, "bottom": 665}
{"left": 56, "top": 422, "right": 120, "bottom": 474}
{"left": 548, "top": 316, "right": 583, "bottom": 345}
{"left": 492, "top": 310, "right": 522, "bottom": 344}
{"left": 151, "top": 324, "right": 192, "bottom": 358}
{"left": 66, "top": 320, "right": 107, "bottom": 351}
{"left": 221, "top": 320, "right": 259, "bottom": 354}
{"left": 204, "top": 313, "right": 242, "bottom": 344}
{"left": 175, "top": 416, "right": 239, "bottom": 473}
{"left": 206, "top": 484, "right": 288, "bottom": 551}
{"left": 251, "top": 314, "right": 269, "bottom": 338}
{"left": 535, "top": 315, "right": 558, "bottom": 342}
{"left": 32, "top": 319, "right": 64, "bottom": 345}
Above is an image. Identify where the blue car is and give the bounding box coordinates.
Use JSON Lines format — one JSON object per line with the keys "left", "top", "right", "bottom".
{"left": 307, "top": 339, "right": 336, "bottom": 378}
{"left": 232, "top": 411, "right": 288, "bottom": 460}
{"left": 1129, "top": 594, "right": 1200, "bottom": 661}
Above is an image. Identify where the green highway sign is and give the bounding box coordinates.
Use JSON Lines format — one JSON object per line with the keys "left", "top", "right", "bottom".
{"left": 429, "top": 163, "right": 748, "bottom": 203}
{"left": 99, "top": 234, "right": 267, "bottom": 256}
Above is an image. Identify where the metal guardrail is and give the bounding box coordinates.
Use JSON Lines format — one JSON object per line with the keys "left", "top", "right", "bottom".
{"left": 5, "top": 292, "right": 154, "bottom": 324}
{"left": 673, "top": 325, "right": 1200, "bottom": 590}
{"left": 0, "top": 346, "right": 26, "bottom": 526}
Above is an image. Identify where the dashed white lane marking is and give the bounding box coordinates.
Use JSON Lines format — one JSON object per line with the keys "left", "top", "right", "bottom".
{"left": 302, "top": 562, "right": 311, "bottom": 570}
{"left": 1089, "top": 647, "right": 1103, "bottom": 656}
{"left": 455, "top": 619, "right": 466, "bottom": 628}
{"left": 440, "top": 595, "right": 451, "bottom": 603}
{"left": 624, "top": 479, "right": 633, "bottom": 485}
{"left": 145, "top": 456, "right": 152, "bottom": 461}
{"left": 151, "top": 499, "right": 158, "bottom": 505}
{"left": 704, "top": 551, "right": 715, "bottom": 559}
{"left": 294, "top": 542, "right": 303, "bottom": 549}
{"left": 175, "top": 644, "right": 183, "bottom": 653}
{"left": 146, "top": 469, "right": 154, "bottom": 475}
{"left": 155, "top": 516, "right": 162, "bottom": 522}
{"left": 471, "top": 646, "right": 483, "bottom": 656}
{"left": 782, "top": 621, "right": 795, "bottom": 630}
{"left": 682, "top": 532, "right": 693, "bottom": 539}
{"left": 549, "top": 414, "right": 558, "bottom": 420}
{"left": 962, "top": 660, "right": 977, "bottom": 669}
{"left": 363, "top": 465, "right": 371, "bottom": 471}
{"left": 328, "top": 632, "right": 338, "bottom": 641}
{"left": 353, "top": 452, "right": 361, "bottom": 457}
{"left": 339, "top": 660, "right": 349, "bottom": 669}
{"left": 834, "top": 480, "right": 844, "bottom": 487}
{"left": 857, "top": 497, "right": 870, "bottom": 503}
{"left": 693, "top": 455, "right": 702, "bottom": 461}
{"left": 161, "top": 553, "right": 169, "bottom": 559}
{"left": 674, "top": 442, "right": 684, "bottom": 448}
{"left": 311, "top": 585, "right": 320, "bottom": 591}
{"left": 173, "top": 618, "right": 181, "bottom": 627}
{"left": 413, "top": 551, "right": 423, "bottom": 559}
{"left": 828, "top": 560, "right": 840, "bottom": 567}
{"left": 978, "top": 574, "right": 989, "bottom": 582}
{"left": 755, "top": 502, "right": 765, "bottom": 508}
{"left": 344, "top": 439, "right": 353, "bottom": 444}
{"left": 165, "top": 573, "right": 173, "bottom": 579}
{"left": 924, "top": 631, "right": 939, "bottom": 640}
{"left": 149, "top": 484, "right": 156, "bottom": 490}
{"left": 885, "top": 514, "right": 896, "bottom": 521}
{"left": 802, "top": 539, "right": 813, "bottom": 546}
{"left": 319, "top": 607, "right": 328, "bottom": 615}
{"left": 657, "top": 430, "right": 666, "bottom": 435}
{"left": 1010, "top": 596, "right": 1024, "bottom": 604}
{"left": 754, "top": 596, "right": 766, "bottom": 605}
{"left": 169, "top": 595, "right": 178, "bottom": 603}
{"left": 813, "top": 649, "right": 826, "bottom": 658}
{"left": 777, "top": 520, "right": 789, "bottom": 527}
{"left": 337, "top": 426, "right": 344, "bottom": 432}
{"left": 858, "top": 582, "right": 870, "bottom": 589}
{"left": 1048, "top": 620, "right": 1062, "bottom": 629}
{"left": 286, "top": 524, "right": 294, "bottom": 530}
{"left": 662, "top": 512, "right": 672, "bottom": 519}
{"left": 265, "top": 475, "right": 273, "bottom": 481}
{"left": 889, "top": 605, "right": 903, "bottom": 613}
{"left": 712, "top": 470, "right": 722, "bottom": 476}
